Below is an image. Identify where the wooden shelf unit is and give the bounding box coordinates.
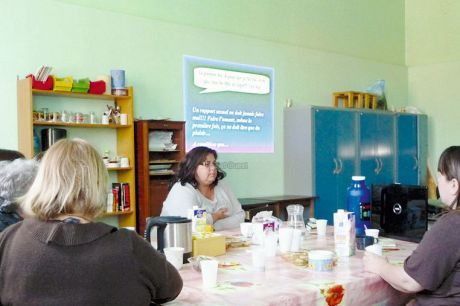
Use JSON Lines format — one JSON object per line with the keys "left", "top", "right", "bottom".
{"left": 135, "top": 120, "right": 185, "bottom": 234}
{"left": 17, "top": 78, "right": 137, "bottom": 228}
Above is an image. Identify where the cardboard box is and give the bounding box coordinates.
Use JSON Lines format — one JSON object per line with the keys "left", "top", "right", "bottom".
{"left": 192, "top": 233, "right": 226, "bottom": 257}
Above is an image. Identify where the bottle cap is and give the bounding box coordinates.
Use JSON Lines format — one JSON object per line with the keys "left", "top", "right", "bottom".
{"left": 352, "top": 176, "right": 365, "bottom": 181}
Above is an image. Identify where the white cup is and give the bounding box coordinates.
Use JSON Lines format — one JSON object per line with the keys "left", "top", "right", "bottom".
{"left": 251, "top": 223, "right": 264, "bottom": 245}
{"left": 120, "top": 157, "right": 129, "bottom": 168}
{"left": 264, "top": 231, "right": 277, "bottom": 257}
{"left": 163, "top": 247, "right": 184, "bottom": 270}
{"left": 365, "top": 229, "right": 380, "bottom": 239}
{"left": 101, "top": 115, "right": 109, "bottom": 125}
{"left": 365, "top": 243, "right": 383, "bottom": 256}
{"left": 120, "top": 113, "right": 128, "bottom": 125}
{"left": 278, "top": 227, "right": 294, "bottom": 253}
{"left": 316, "top": 219, "right": 328, "bottom": 236}
{"left": 290, "top": 228, "right": 302, "bottom": 252}
{"left": 240, "top": 222, "right": 253, "bottom": 238}
{"left": 200, "top": 259, "right": 218, "bottom": 288}
{"left": 252, "top": 247, "right": 266, "bottom": 271}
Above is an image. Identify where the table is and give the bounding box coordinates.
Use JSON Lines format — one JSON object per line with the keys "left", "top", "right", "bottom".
{"left": 239, "top": 195, "right": 317, "bottom": 221}
{"left": 167, "top": 228, "right": 417, "bottom": 306}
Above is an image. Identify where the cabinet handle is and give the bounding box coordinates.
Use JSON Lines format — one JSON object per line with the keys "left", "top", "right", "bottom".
{"left": 334, "top": 158, "right": 343, "bottom": 174}
{"left": 378, "top": 158, "right": 383, "bottom": 174}
{"left": 333, "top": 158, "right": 339, "bottom": 174}
{"left": 413, "top": 155, "right": 419, "bottom": 170}
{"left": 374, "top": 158, "right": 380, "bottom": 174}
{"left": 336, "top": 158, "right": 343, "bottom": 174}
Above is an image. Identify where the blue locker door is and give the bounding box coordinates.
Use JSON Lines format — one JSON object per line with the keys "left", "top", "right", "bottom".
{"left": 397, "top": 114, "right": 418, "bottom": 184}
{"left": 314, "top": 108, "right": 356, "bottom": 224}
{"left": 359, "top": 112, "right": 394, "bottom": 185}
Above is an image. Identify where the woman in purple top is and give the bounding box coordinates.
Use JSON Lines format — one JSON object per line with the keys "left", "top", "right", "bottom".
{"left": 364, "top": 146, "right": 460, "bottom": 306}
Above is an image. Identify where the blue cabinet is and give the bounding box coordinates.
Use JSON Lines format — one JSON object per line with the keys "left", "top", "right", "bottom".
{"left": 396, "top": 113, "right": 427, "bottom": 185}
{"left": 284, "top": 106, "right": 427, "bottom": 224}
{"left": 359, "top": 112, "right": 395, "bottom": 185}
{"left": 313, "top": 108, "right": 356, "bottom": 223}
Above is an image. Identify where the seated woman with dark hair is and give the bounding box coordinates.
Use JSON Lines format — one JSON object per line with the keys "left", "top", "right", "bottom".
{"left": 0, "top": 139, "right": 182, "bottom": 306}
{"left": 161, "top": 146, "right": 245, "bottom": 230}
{"left": 0, "top": 157, "right": 39, "bottom": 232}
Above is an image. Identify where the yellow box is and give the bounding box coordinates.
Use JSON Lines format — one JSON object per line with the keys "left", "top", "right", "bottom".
{"left": 192, "top": 233, "right": 226, "bottom": 257}
{"left": 52, "top": 76, "right": 73, "bottom": 92}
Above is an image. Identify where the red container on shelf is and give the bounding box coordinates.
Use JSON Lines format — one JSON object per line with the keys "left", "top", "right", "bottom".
{"left": 27, "top": 74, "right": 53, "bottom": 90}
{"left": 89, "top": 80, "right": 106, "bottom": 95}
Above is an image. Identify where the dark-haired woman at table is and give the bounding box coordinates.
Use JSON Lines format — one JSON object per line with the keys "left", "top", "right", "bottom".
{"left": 161, "top": 146, "right": 244, "bottom": 230}
{"left": 364, "top": 146, "right": 460, "bottom": 305}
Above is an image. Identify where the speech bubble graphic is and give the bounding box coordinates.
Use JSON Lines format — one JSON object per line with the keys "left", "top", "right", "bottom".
{"left": 194, "top": 67, "right": 270, "bottom": 94}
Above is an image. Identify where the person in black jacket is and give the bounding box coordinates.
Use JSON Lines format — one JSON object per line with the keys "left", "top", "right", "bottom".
{"left": 0, "top": 157, "right": 39, "bottom": 232}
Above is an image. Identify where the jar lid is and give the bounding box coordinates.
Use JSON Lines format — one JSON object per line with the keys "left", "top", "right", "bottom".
{"left": 352, "top": 176, "right": 365, "bottom": 181}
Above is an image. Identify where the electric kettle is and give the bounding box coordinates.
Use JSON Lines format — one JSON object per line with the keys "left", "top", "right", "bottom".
{"left": 144, "top": 216, "right": 192, "bottom": 263}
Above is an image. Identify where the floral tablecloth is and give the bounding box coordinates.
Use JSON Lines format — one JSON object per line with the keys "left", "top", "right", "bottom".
{"left": 166, "top": 228, "right": 417, "bottom": 306}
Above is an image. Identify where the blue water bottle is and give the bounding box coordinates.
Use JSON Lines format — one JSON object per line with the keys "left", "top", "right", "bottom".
{"left": 346, "top": 176, "right": 371, "bottom": 236}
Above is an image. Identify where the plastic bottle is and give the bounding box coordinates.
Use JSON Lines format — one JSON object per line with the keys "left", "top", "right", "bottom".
{"left": 346, "top": 176, "right": 371, "bottom": 236}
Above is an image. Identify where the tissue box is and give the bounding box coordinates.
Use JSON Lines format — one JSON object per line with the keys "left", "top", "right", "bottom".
{"left": 192, "top": 233, "right": 226, "bottom": 257}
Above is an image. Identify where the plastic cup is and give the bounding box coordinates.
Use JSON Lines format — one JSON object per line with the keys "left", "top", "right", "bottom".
{"left": 278, "top": 227, "right": 294, "bottom": 253}
{"left": 252, "top": 247, "right": 266, "bottom": 271}
{"left": 200, "top": 259, "right": 218, "bottom": 288}
{"left": 365, "top": 243, "right": 383, "bottom": 256}
{"left": 163, "top": 247, "right": 184, "bottom": 270}
{"left": 316, "top": 219, "right": 328, "bottom": 236}
{"left": 252, "top": 223, "right": 264, "bottom": 245}
{"left": 365, "top": 229, "right": 379, "bottom": 239}
{"left": 240, "top": 222, "right": 253, "bottom": 238}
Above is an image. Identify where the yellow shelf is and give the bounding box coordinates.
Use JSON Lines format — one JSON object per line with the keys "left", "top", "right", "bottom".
{"left": 17, "top": 78, "right": 137, "bottom": 230}
{"left": 33, "top": 121, "right": 132, "bottom": 128}
{"left": 32, "top": 89, "right": 131, "bottom": 100}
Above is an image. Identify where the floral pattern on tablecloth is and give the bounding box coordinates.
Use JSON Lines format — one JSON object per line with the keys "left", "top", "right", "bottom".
{"left": 167, "top": 228, "right": 418, "bottom": 306}
{"left": 321, "top": 284, "right": 345, "bottom": 306}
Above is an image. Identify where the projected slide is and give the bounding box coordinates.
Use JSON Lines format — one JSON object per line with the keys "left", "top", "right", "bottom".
{"left": 184, "top": 56, "right": 274, "bottom": 153}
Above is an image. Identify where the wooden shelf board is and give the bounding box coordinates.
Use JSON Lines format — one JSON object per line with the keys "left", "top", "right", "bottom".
{"left": 32, "top": 89, "right": 131, "bottom": 100}
{"left": 102, "top": 210, "right": 133, "bottom": 216}
{"left": 149, "top": 160, "right": 179, "bottom": 164}
{"left": 33, "top": 121, "right": 131, "bottom": 128}
{"left": 107, "top": 166, "right": 132, "bottom": 171}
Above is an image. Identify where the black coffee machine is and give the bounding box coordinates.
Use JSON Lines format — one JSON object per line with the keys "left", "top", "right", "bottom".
{"left": 371, "top": 184, "right": 428, "bottom": 242}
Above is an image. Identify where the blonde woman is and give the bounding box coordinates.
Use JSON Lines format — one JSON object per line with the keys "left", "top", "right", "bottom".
{"left": 0, "top": 139, "right": 182, "bottom": 306}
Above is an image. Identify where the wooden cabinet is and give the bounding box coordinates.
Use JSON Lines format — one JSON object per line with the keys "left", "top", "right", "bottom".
{"left": 16, "top": 78, "right": 137, "bottom": 228}
{"left": 134, "top": 120, "right": 185, "bottom": 234}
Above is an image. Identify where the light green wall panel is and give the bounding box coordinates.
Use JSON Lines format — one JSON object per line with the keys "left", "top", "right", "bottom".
{"left": 408, "top": 63, "right": 460, "bottom": 174}
{"left": 56, "top": 0, "right": 406, "bottom": 65}
{"left": 406, "top": 0, "right": 460, "bottom": 66}
{"left": 406, "top": 0, "right": 460, "bottom": 175}
{"left": 0, "top": 0, "right": 407, "bottom": 200}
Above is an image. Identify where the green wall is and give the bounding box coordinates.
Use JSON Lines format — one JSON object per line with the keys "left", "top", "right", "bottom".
{"left": 0, "top": 0, "right": 408, "bottom": 199}
{"left": 406, "top": 0, "right": 460, "bottom": 173}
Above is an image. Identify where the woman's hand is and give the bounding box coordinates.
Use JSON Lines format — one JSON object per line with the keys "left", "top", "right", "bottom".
{"left": 363, "top": 251, "right": 388, "bottom": 275}
{"left": 212, "top": 208, "right": 228, "bottom": 222}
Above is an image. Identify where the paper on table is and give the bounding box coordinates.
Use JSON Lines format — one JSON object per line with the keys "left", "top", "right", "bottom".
{"left": 379, "top": 238, "right": 397, "bottom": 248}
